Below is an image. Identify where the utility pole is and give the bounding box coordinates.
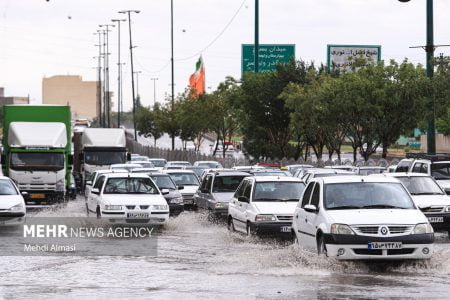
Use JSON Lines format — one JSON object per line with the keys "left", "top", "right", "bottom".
{"left": 170, "top": 0, "right": 175, "bottom": 150}
{"left": 112, "top": 18, "right": 126, "bottom": 128}
{"left": 134, "top": 71, "right": 142, "bottom": 99}
{"left": 99, "top": 24, "right": 115, "bottom": 128}
{"left": 101, "top": 29, "right": 107, "bottom": 127}
{"left": 254, "top": 0, "right": 259, "bottom": 73}
{"left": 94, "top": 31, "right": 103, "bottom": 127}
{"left": 151, "top": 78, "right": 158, "bottom": 105}
{"left": 119, "top": 9, "right": 140, "bottom": 141}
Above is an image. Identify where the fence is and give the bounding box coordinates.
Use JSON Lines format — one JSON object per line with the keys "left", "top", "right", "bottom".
{"left": 126, "top": 138, "right": 401, "bottom": 168}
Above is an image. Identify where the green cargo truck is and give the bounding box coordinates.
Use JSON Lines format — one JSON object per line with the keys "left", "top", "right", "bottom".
{"left": 1, "top": 105, "right": 72, "bottom": 205}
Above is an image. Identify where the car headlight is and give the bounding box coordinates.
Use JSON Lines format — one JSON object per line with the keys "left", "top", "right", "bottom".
{"left": 413, "top": 223, "right": 434, "bottom": 234}
{"left": 152, "top": 205, "right": 169, "bottom": 211}
{"left": 255, "top": 214, "right": 276, "bottom": 222}
{"left": 56, "top": 179, "right": 65, "bottom": 192}
{"left": 330, "top": 224, "right": 355, "bottom": 235}
{"left": 214, "top": 202, "right": 228, "bottom": 209}
{"left": 169, "top": 197, "right": 183, "bottom": 204}
{"left": 104, "top": 205, "right": 122, "bottom": 210}
{"left": 8, "top": 203, "right": 24, "bottom": 212}
{"left": 445, "top": 206, "right": 450, "bottom": 212}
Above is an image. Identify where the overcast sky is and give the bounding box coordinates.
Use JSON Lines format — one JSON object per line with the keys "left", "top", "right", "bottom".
{"left": 1, "top": 0, "right": 449, "bottom": 111}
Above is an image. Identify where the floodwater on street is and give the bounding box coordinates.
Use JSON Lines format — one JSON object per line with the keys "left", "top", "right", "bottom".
{"left": 0, "top": 196, "right": 449, "bottom": 299}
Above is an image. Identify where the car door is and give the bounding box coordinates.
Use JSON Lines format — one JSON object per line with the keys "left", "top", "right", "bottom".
{"left": 229, "top": 179, "right": 247, "bottom": 229}
{"left": 195, "top": 174, "right": 209, "bottom": 209}
{"left": 204, "top": 175, "right": 214, "bottom": 209}
{"left": 302, "top": 182, "right": 321, "bottom": 249}
{"left": 234, "top": 179, "right": 253, "bottom": 232}
{"left": 295, "top": 182, "right": 315, "bottom": 248}
{"left": 88, "top": 175, "right": 105, "bottom": 212}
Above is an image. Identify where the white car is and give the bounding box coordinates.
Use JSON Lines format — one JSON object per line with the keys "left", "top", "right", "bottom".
{"left": 227, "top": 176, "right": 305, "bottom": 236}
{"left": 166, "top": 161, "right": 191, "bottom": 167}
{"left": 0, "top": 176, "right": 26, "bottom": 226}
{"left": 148, "top": 158, "right": 167, "bottom": 171}
{"left": 292, "top": 176, "right": 434, "bottom": 260}
{"left": 163, "top": 170, "right": 200, "bottom": 207}
{"left": 383, "top": 173, "right": 450, "bottom": 236}
{"left": 86, "top": 173, "right": 169, "bottom": 225}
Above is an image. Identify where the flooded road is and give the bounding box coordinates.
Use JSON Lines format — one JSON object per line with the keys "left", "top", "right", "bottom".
{"left": 1, "top": 197, "right": 449, "bottom": 299}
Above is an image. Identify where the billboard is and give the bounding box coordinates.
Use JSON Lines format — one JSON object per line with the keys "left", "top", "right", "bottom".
{"left": 242, "top": 44, "right": 295, "bottom": 75}
{"left": 327, "top": 44, "right": 381, "bottom": 72}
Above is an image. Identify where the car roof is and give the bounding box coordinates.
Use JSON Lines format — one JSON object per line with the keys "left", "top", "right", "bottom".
{"left": 317, "top": 175, "right": 401, "bottom": 184}
{"left": 163, "top": 170, "right": 196, "bottom": 174}
{"left": 251, "top": 176, "right": 303, "bottom": 183}
{"left": 381, "top": 172, "right": 430, "bottom": 178}
{"left": 97, "top": 169, "right": 128, "bottom": 174}
{"left": 358, "top": 166, "right": 386, "bottom": 169}
{"left": 102, "top": 173, "right": 150, "bottom": 179}
{"left": 149, "top": 158, "right": 166, "bottom": 161}
{"left": 132, "top": 160, "right": 152, "bottom": 163}
{"left": 306, "top": 169, "right": 354, "bottom": 174}
{"left": 213, "top": 171, "right": 249, "bottom": 177}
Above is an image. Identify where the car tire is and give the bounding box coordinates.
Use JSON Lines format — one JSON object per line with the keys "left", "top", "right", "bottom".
{"left": 227, "top": 217, "right": 235, "bottom": 232}
{"left": 317, "top": 235, "right": 327, "bottom": 257}
{"left": 246, "top": 222, "right": 254, "bottom": 236}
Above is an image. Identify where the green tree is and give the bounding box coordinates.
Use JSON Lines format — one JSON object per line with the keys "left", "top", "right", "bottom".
{"left": 135, "top": 104, "right": 163, "bottom": 146}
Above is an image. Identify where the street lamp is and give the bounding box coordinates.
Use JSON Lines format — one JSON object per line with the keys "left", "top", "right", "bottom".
{"left": 399, "top": 0, "right": 435, "bottom": 154}
{"left": 170, "top": 0, "right": 175, "bottom": 150}
{"left": 119, "top": 9, "right": 140, "bottom": 141}
{"left": 151, "top": 78, "right": 158, "bottom": 105}
{"left": 112, "top": 18, "right": 127, "bottom": 128}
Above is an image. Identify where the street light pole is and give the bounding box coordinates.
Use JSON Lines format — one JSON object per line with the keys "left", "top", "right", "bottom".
{"left": 112, "top": 19, "right": 126, "bottom": 128}
{"left": 94, "top": 31, "right": 103, "bottom": 127}
{"left": 134, "top": 70, "right": 142, "bottom": 106}
{"left": 254, "top": 0, "right": 259, "bottom": 73}
{"left": 170, "top": 0, "right": 175, "bottom": 150}
{"left": 99, "top": 24, "right": 115, "bottom": 128}
{"left": 399, "top": 0, "right": 435, "bottom": 154}
{"left": 151, "top": 78, "right": 158, "bottom": 105}
{"left": 119, "top": 10, "right": 140, "bottom": 142}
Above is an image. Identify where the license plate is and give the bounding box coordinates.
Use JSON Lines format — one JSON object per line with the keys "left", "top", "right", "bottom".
{"left": 30, "top": 193, "right": 45, "bottom": 199}
{"left": 127, "top": 212, "right": 149, "bottom": 219}
{"left": 368, "top": 242, "right": 402, "bottom": 250}
{"left": 280, "top": 226, "right": 291, "bottom": 233}
{"left": 428, "top": 216, "right": 444, "bottom": 223}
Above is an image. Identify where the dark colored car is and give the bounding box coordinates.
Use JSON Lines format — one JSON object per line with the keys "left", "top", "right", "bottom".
{"left": 149, "top": 173, "right": 184, "bottom": 216}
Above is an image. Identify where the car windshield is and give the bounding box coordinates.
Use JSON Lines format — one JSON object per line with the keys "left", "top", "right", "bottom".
{"left": 0, "top": 179, "right": 18, "bottom": 195}
{"left": 324, "top": 182, "right": 415, "bottom": 210}
{"left": 358, "top": 168, "right": 385, "bottom": 175}
{"left": 84, "top": 151, "right": 126, "bottom": 165}
{"left": 396, "top": 176, "right": 444, "bottom": 195}
{"left": 150, "top": 160, "right": 166, "bottom": 167}
{"left": 253, "top": 182, "right": 305, "bottom": 201}
{"left": 212, "top": 176, "right": 246, "bottom": 193}
{"left": 10, "top": 152, "right": 64, "bottom": 171}
{"left": 198, "top": 162, "right": 221, "bottom": 168}
{"left": 103, "top": 177, "right": 159, "bottom": 194}
{"left": 431, "top": 163, "right": 450, "bottom": 180}
{"left": 150, "top": 176, "right": 177, "bottom": 190}
{"left": 169, "top": 173, "right": 199, "bottom": 186}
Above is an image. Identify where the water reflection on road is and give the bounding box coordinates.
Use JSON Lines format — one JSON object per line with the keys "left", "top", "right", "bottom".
{"left": 0, "top": 197, "right": 449, "bottom": 299}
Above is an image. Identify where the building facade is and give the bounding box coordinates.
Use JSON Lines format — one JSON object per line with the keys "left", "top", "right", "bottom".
{"left": 0, "top": 88, "right": 29, "bottom": 106}
{"left": 42, "top": 75, "right": 102, "bottom": 120}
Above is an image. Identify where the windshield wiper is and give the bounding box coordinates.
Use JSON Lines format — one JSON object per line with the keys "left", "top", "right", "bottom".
{"left": 327, "top": 205, "right": 361, "bottom": 210}
{"left": 361, "top": 204, "right": 407, "bottom": 209}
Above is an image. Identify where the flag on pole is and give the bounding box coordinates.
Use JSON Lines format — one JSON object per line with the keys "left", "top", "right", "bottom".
{"left": 189, "top": 56, "right": 205, "bottom": 95}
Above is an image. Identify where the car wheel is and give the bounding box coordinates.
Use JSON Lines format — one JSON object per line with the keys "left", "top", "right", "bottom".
{"left": 317, "top": 235, "right": 327, "bottom": 256}
{"left": 246, "top": 222, "right": 254, "bottom": 236}
{"left": 227, "top": 217, "right": 235, "bottom": 232}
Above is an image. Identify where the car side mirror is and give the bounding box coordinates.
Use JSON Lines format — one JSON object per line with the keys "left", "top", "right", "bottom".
{"left": 91, "top": 188, "right": 100, "bottom": 195}
{"left": 177, "top": 185, "right": 184, "bottom": 190}
{"left": 21, "top": 191, "right": 28, "bottom": 196}
{"left": 85, "top": 181, "right": 92, "bottom": 186}
{"left": 161, "top": 189, "right": 170, "bottom": 195}
{"left": 238, "top": 196, "right": 249, "bottom": 203}
{"left": 304, "top": 204, "right": 318, "bottom": 213}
